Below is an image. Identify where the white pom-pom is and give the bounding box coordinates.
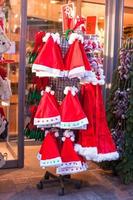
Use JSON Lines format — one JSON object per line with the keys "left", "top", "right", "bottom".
{"left": 50, "top": 90, "right": 55, "bottom": 95}
{"left": 72, "top": 86, "right": 78, "bottom": 95}
{"left": 42, "top": 32, "right": 51, "bottom": 42}
{"left": 54, "top": 131, "right": 59, "bottom": 137}
{"left": 70, "top": 136, "right": 75, "bottom": 142}
{"left": 98, "top": 80, "right": 105, "bottom": 85}
{"left": 71, "top": 90, "right": 76, "bottom": 96}
{"left": 62, "top": 137, "right": 66, "bottom": 142}
{"left": 69, "top": 131, "right": 74, "bottom": 137}
{"left": 45, "top": 130, "right": 49, "bottom": 136}
{"left": 41, "top": 90, "right": 44, "bottom": 96}
{"left": 45, "top": 86, "right": 51, "bottom": 93}
{"left": 64, "top": 86, "right": 71, "bottom": 95}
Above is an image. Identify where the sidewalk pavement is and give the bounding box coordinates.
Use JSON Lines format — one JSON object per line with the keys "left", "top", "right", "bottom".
{"left": 0, "top": 146, "right": 133, "bottom": 200}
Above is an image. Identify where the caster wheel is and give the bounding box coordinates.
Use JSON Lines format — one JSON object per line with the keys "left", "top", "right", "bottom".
{"left": 58, "top": 188, "right": 65, "bottom": 196}
{"left": 45, "top": 174, "right": 49, "bottom": 180}
{"left": 37, "top": 181, "right": 43, "bottom": 190}
{"left": 75, "top": 181, "right": 82, "bottom": 189}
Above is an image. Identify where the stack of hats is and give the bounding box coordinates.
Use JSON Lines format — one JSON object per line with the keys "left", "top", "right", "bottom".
{"left": 33, "top": 86, "right": 88, "bottom": 130}
{"left": 37, "top": 130, "right": 88, "bottom": 175}
{"left": 56, "top": 130, "right": 88, "bottom": 175}
{"left": 31, "top": 31, "right": 103, "bottom": 85}
{"left": 32, "top": 32, "right": 65, "bottom": 77}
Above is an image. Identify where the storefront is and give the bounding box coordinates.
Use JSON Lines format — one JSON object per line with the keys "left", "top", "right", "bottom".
{"left": 0, "top": 0, "right": 133, "bottom": 172}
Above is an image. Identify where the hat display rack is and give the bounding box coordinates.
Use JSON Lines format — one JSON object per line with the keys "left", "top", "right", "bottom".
{"left": 27, "top": 24, "right": 119, "bottom": 195}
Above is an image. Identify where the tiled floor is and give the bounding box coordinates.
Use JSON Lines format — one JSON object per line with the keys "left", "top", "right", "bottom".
{"left": 0, "top": 146, "right": 133, "bottom": 200}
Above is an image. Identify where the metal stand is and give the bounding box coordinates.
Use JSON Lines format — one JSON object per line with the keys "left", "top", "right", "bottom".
{"left": 37, "top": 170, "right": 82, "bottom": 196}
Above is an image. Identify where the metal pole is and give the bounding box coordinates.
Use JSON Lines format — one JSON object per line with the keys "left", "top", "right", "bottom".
{"left": 18, "top": 0, "right": 27, "bottom": 168}
{"left": 103, "top": 0, "right": 124, "bottom": 100}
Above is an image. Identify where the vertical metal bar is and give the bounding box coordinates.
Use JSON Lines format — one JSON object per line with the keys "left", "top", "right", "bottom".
{"left": 18, "top": 0, "right": 27, "bottom": 168}
{"left": 76, "top": 0, "right": 82, "bottom": 16}
{"left": 103, "top": 0, "right": 124, "bottom": 100}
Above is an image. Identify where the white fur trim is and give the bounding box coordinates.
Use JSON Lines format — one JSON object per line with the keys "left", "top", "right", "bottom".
{"left": 92, "top": 152, "right": 119, "bottom": 162}
{"left": 42, "top": 32, "right": 51, "bottom": 42}
{"left": 45, "top": 86, "right": 51, "bottom": 93}
{"left": 62, "top": 137, "right": 66, "bottom": 142}
{"left": 64, "top": 86, "right": 71, "bottom": 95}
{"left": 68, "top": 66, "right": 85, "bottom": 79}
{"left": 41, "top": 90, "right": 44, "bottom": 96}
{"left": 74, "top": 144, "right": 98, "bottom": 160}
{"left": 34, "top": 115, "right": 61, "bottom": 126}
{"left": 32, "top": 64, "right": 61, "bottom": 77}
{"left": 51, "top": 32, "right": 60, "bottom": 44}
{"left": 54, "top": 131, "right": 59, "bottom": 137}
{"left": 60, "top": 118, "right": 88, "bottom": 129}
{"left": 40, "top": 156, "right": 62, "bottom": 167}
{"left": 68, "top": 33, "right": 84, "bottom": 44}
{"left": 50, "top": 90, "right": 55, "bottom": 95}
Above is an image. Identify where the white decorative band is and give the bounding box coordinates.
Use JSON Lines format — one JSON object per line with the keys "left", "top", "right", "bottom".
{"left": 40, "top": 157, "right": 62, "bottom": 167}
{"left": 59, "top": 161, "right": 83, "bottom": 168}
{"left": 34, "top": 115, "right": 61, "bottom": 126}
{"left": 56, "top": 162, "right": 88, "bottom": 175}
{"left": 74, "top": 144, "right": 98, "bottom": 160}
{"left": 60, "top": 117, "right": 88, "bottom": 129}
{"left": 68, "top": 66, "right": 85, "bottom": 79}
{"left": 32, "top": 64, "right": 61, "bottom": 77}
{"left": 92, "top": 151, "right": 119, "bottom": 162}
{"left": 37, "top": 123, "right": 61, "bottom": 129}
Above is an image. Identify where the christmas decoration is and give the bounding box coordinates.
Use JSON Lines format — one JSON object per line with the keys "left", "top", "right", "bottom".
{"left": 105, "top": 38, "right": 133, "bottom": 184}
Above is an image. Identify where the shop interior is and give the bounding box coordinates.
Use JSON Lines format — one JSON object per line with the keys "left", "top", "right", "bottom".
{"left": 0, "top": 0, "right": 133, "bottom": 168}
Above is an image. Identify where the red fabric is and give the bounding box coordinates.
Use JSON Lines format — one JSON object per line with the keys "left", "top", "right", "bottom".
{"left": 64, "top": 40, "right": 85, "bottom": 71}
{"left": 0, "top": 66, "right": 7, "bottom": 79}
{"left": 32, "top": 76, "right": 49, "bottom": 91}
{"left": 95, "top": 85, "right": 117, "bottom": 154}
{"left": 61, "top": 138, "right": 83, "bottom": 162}
{"left": 34, "top": 36, "right": 64, "bottom": 71}
{"left": 40, "top": 132, "right": 60, "bottom": 160}
{"left": 34, "top": 92, "right": 60, "bottom": 119}
{"left": 79, "top": 42, "right": 91, "bottom": 71}
{"left": 0, "top": 107, "right": 5, "bottom": 118}
{"left": 60, "top": 91, "right": 87, "bottom": 123}
{"left": 78, "top": 84, "right": 117, "bottom": 154}
{"left": 33, "top": 31, "right": 45, "bottom": 53}
{"left": 78, "top": 84, "right": 97, "bottom": 147}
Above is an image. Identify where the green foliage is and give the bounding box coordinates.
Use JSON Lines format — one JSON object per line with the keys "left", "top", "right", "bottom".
{"left": 105, "top": 38, "right": 133, "bottom": 184}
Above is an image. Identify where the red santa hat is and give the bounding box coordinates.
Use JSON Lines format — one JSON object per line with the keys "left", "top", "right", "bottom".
{"left": 64, "top": 33, "right": 86, "bottom": 79}
{"left": 34, "top": 86, "right": 60, "bottom": 127}
{"left": 74, "top": 84, "right": 98, "bottom": 160}
{"left": 32, "top": 32, "right": 64, "bottom": 77}
{"left": 56, "top": 130, "right": 88, "bottom": 175}
{"left": 37, "top": 130, "right": 62, "bottom": 167}
{"left": 92, "top": 85, "right": 119, "bottom": 162}
{"left": 60, "top": 86, "right": 88, "bottom": 129}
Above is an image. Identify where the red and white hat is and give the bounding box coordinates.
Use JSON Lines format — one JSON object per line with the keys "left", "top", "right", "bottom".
{"left": 64, "top": 33, "right": 85, "bottom": 79}
{"left": 34, "top": 86, "right": 60, "bottom": 127}
{"left": 37, "top": 130, "right": 62, "bottom": 167}
{"left": 32, "top": 33, "right": 64, "bottom": 77}
{"left": 60, "top": 86, "right": 88, "bottom": 129}
{"left": 92, "top": 85, "right": 119, "bottom": 162}
{"left": 56, "top": 130, "right": 88, "bottom": 175}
